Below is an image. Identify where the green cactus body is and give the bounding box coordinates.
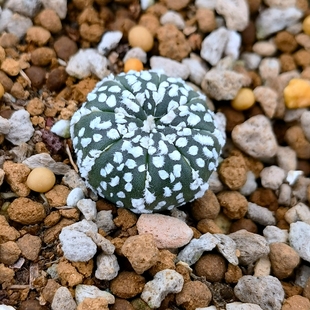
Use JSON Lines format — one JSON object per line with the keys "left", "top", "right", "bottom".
{"left": 70, "top": 70, "right": 225, "bottom": 213}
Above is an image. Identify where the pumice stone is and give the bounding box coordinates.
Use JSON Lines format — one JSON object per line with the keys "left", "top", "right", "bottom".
{"left": 70, "top": 70, "right": 225, "bottom": 213}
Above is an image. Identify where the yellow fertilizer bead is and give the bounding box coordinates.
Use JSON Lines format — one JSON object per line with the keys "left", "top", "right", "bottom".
{"left": 303, "top": 15, "right": 310, "bottom": 35}
{"left": 284, "top": 78, "right": 310, "bottom": 109}
{"left": 231, "top": 88, "right": 255, "bottom": 111}
{"left": 128, "top": 25, "right": 154, "bottom": 52}
{"left": 26, "top": 167, "right": 56, "bottom": 193}
{"left": 0, "top": 83, "right": 4, "bottom": 99}
{"left": 124, "top": 58, "right": 144, "bottom": 73}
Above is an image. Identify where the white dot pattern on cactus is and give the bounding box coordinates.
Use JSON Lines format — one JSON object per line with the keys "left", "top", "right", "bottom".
{"left": 70, "top": 70, "right": 225, "bottom": 213}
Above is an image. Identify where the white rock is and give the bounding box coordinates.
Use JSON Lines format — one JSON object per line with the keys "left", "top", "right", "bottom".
{"left": 226, "top": 302, "right": 263, "bottom": 310}
{"left": 5, "top": 110, "right": 34, "bottom": 145}
{"left": 229, "top": 230, "right": 269, "bottom": 266}
{"left": 253, "top": 255, "right": 271, "bottom": 277}
{"left": 6, "top": 13, "right": 33, "bottom": 39}
{"left": 216, "top": 0, "right": 249, "bottom": 31}
{"left": 214, "top": 112, "right": 227, "bottom": 146}
{"left": 201, "top": 68, "right": 245, "bottom": 100}
{"left": 253, "top": 86, "right": 278, "bottom": 118}
{"left": 59, "top": 229, "right": 97, "bottom": 262}
{"left": 160, "top": 10, "right": 185, "bottom": 29}
{"left": 0, "top": 9, "right": 13, "bottom": 33}
{"left": 234, "top": 275, "right": 284, "bottom": 310}
{"left": 0, "top": 116, "right": 10, "bottom": 135}
{"left": 95, "top": 210, "right": 116, "bottom": 234}
{"left": 77, "top": 199, "right": 97, "bottom": 221}
{"left": 141, "top": 269, "right": 184, "bottom": 308}
{"left": 285, "top": 202, "right": 310, "bottom": 225}
{"left": 150, "top": 56, "right": 190, "bottom": 79}
{"left": 256, "top": 7, "right": 303, "bottom": 39}
{"left": 208, "top": 171, "right": 224, "bottom": 193}
{"left": 231, "top": 115, "right": 278, "bottom": 160}
{"left": 66, "top": 188, "right": 85, "bottom": 207}
{"left": 263, "top": 226, "right": 288, "bottom": 244}
{"left": 286, "top": 170, "right": 303, "bottom": 185}
{"left": 62, "top": 169, "right": 88, "bottom": 194}
{"left": 51, "top": 287, "right": 77, "bottom": 310}
{"left": 224, "top": 30, "right": 241, "bottom": 60}
{"left": 177, "top": 232, "right": 219, "bottom": 265}
{"left": 241, "top": 52, "right": 262, "bottom": 70}
{"left": 86, "top": 231, "right": 115, "bottom": 254}
{"left": 0, "top": 306, "right": 17, "bottom": 310}
{"left": 259, "top": 57, "right": 281, "bottom": 82}
{"left": 240, "top": 171, "right": 257, "bottom": 196}
{"left": 214, "top": 234, "right": 238, "bottom": 265}
{"left": 247, "top": 202, "right": 276, "bottom": 226}
{"left": 65, "top": 219, "right": 98, "bottom": 234}
{"left": 195, "top": 0, "right": 216, "bottom": 9}
{"left": 277, "top": 183, "right": 292, "bottom": 206}
{"left": 75, "top": 284, "right": 115, "bottom": 305}
{"left": 182, "top": 57, "right": 208, "bottom": 86}
{"left": 292, "top": 176, "right": 310, "bottom": 202}
{"left": 252, "top": 41, "right": 277, "bottom": 56}
{"left": 66, "top": 49, "right": 109, "bottom": 79}
{"left": 201, "top": 27, "right": 229, "bottom": 66}
{"left": 276, "top": 146, "right": 297, "bottom": 172}
{"left": 123, "top": 47, "right": 147, "bottom": 63}
{"left": 97, "top": 31, "right": 122, "bottom": 55}
{"left": 41, "top": 0, "right": 67, "bottom": 19}
{"left": 140, "top": 0, "right": 154, "bottom": 10}
{"left": 260, "top": 166, "right": 286, "bottom": 190}
{"left": 283, "top": 107, "right": 306, "bottom": 122}
{"left": 289, "top": 221, "right": 310, "bottom": 262}
{"left": 51, "top": 119, "right": 70, "bottom": 138}
{"left": 5, "top": 0, "right": 40, "bottom": 17}
{"left": 95, "top": 253, "right": 119, "bottom": 280}
{"left": 301, "top": 110, "right": 310, "bottom": 142}
{"left": 264, "top": 0, "right": 296, "bottom": 8}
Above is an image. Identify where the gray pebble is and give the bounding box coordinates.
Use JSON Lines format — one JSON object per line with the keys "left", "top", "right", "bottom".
{"left": 289, "top": 221, "right": 310, "bottom": 262}
{"left": 0, "top": 9, "right": 13, "bottom": 33}
{"left": 95, "top": 210, "right": 117, "bottom": 234}
{"left": 95, "top": 253, "right": 119, "bottom": 280}
{"left": 51, "top": 287, "right": 77, "bottom": 310}
{"left": 77, "top": 199, "right": 97, "bottom": 221}
{"left": 247, "top": 202, "right": 276, "bottom": 226}
{"left": 234, "top": 275, "right": 284, "bottom": 310}
{"left": 229, "top": 230, "right": 270, "bottom": 266}
{"left": 97, "top": 31, "right": 122, "bottom": 55}
{"left": 277, "top": 183, "right": 292, "bottom": 207}
{"left": 263, "top": 226, "right": 288, "bottom": 244}
{"left": 75, "top": 284, "right": 115, "bottom": 305}
{"left": 295, "top": 264, "right": 310, "bottom": 287}
{"left": 285, "top": 202, "right": 310, "bottom": 225}
{"left": 0, "top": 116, "right": 10, "bottom": 135}
{"left": 241, "top": 52, "right": 262, "bottom": 70}
{"left": 226, "top": 302, "right": 263, "bottom": 310}
{"left": 160, "top": 10, "right": 185, "bottom": 29}
{"left": 214, "top": 234, "right": 238, "bottom": 265}
{"left": 276, "top": 146, "right": 297, "bottom": 172}
{"left": 240, "top": 171, "right": 257, "bottom": 196}
{"left": 182, "top": 57, "right": 208, "bottom": 86}
{"left": 66, "top": 188, "right": 85, "bottom": 207}
{"left": 62, "top": 169, "right": 88, "bottom": 194}
{"left": 260, "top": 166, "right": 286, "bottom": 190}
{"left": 258, "top": 57, "right": 280, "bottom": 82}
{"left": 123, "top": 47, "right": 147, "bottom": 63}
{"left": 7, "top": 13, "right": 33, "bottom": 39}
{"left": 41, "top": 0, "right": 67, "bottom": 19}
{"left": 5, "top": 0, "right": 40, "bottom": 17}
{"left": 301, "top": 110, "right": 310, "bottom": 142}
{"left": 86, "top": 231, "right": 115, "bottom": 254}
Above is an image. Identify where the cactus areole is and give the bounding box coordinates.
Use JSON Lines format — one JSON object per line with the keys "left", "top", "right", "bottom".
{"left": 70, "top": 70, "right": 225, "bottom": 213}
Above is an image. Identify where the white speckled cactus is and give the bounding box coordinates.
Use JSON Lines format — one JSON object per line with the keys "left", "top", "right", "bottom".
{"left": 70, "top": 70, "right": 225, "bottom": 213}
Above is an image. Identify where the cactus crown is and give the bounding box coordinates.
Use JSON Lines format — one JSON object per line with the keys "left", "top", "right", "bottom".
{"left": 70, "top": 70, "right": 225, "bottom": 213}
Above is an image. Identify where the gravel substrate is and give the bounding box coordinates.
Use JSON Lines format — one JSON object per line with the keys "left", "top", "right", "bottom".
{"left": 1, "top": 0, "right": 310, "bottom": 310}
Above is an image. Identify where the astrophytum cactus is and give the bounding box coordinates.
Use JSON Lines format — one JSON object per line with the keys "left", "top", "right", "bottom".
{"left": 70, "top": 70, "right": 225, "bottom": 213}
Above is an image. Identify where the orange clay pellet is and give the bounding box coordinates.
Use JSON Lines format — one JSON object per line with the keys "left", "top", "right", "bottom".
{"left": 124, "top": 58, "right": 144, "bottom": 73}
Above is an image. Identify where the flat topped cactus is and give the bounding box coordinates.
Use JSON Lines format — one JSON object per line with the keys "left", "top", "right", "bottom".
{"left": 70, "top": 70, "right": 225, "bottom": 213}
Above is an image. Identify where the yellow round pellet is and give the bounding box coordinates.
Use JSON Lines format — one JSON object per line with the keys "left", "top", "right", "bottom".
{"left": 124, "top": 58, "right": 144, "bottom": 73}
{"left": 231, "top": 88, "right": 256, "bottom": 111}
{"left": 303, "top": 15, "right": 310, "bottom": 35}
{"left": 26, "top": 167, "right": 56, "bottom": 193}
{"left": 128, "top": 25, "right": 154, "bottom": 52}
{"left": 0, "top": 83, "right": 4, "bottom": 99}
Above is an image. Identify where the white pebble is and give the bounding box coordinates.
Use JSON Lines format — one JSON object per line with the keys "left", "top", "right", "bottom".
{"left": 51, "top": 287, "right": 77, "bottom": 310}
{"left": 123, "top": 47, "right": 147, "bottom": 63}
{"left": 75, "top": 284, "right": 115, "bottom": 305}
{"left": 0, "top": 9, "right": 13, "bottom": 33}
{"left": 95, "top": 210, "right": 116, "bottom": 234}
{"left": 253, "top": 86, "right": 278, "bottom": 118}
{"left": 216, "top": 0, "right": 249, "bottom": 31}
{"left": 0, "top": 306, "right": 17, "bottom": 310}
{"left": 150, "top": 56, "right": 190, "bottom": 80}
{"left": 247, "top": 202, "right": 276, "bottom": 226}
{"left": 51, "top": 119, "right": 70, "bottom": 138}
{"left": 66, "top": 188, "right": 85, "bottom": 207}
{"left": 232, "top": 115, "right": 278, "bottom": 160}
{"left": 5, "top": 0, "right": 40, "bottom": 17}
{"left": 301, "top": 110, "right": 310, "bottom": 142}
{"left": 240, "top": 171, "right": 257, "bottom": 196}
{"left": 258, "top": 57, "right": 280, "bottom": 82}
{"left": 260, "top": 165, "right": 286, "bottom": 190}
{"left": 289, "top": 221, "right": 310, "bottom": 262}
{"left": 252, "top": 41, "right": 277, "bottom": 56}
{"left": 182, "top": 57, "right": 208, "bottom": 86}
{"left": 140, "top": 0, "right": 154, "bottom": 10}
{"left": 5, "top": 110, "right": 34, "bottom": 145}
{"left": 62, "top": 169, "right": 88, "bottom": 194}
{"left": 141, "top": 269, "right": 184, "bottom": 308}
{"left": 86, "top": 231, "right": 115, "bottom": 254}
{"left": 177, "top": 232, "right": 218, "bottom": 265}
{"left": 277, "top": 183, "right": 292, "bottom": 207}
{"left": 95, "top": 253, "right": 119, "bottom": 280}
{"left": 0, "top": 116, "right": 10, "bottom": 135}
{"left": 256, "top": 7, "right": 303, "bottom": 39}
{"left": 201, "top": 27, "right": 229, "bottom": 66}
{"left": 97, "top": 31, "right": 122, "bottom": 55}
{"left": 276, "top": 146, "right": 297, "bottom": 172}
{"left": 6, "top": 13, "right": 33, "bottom": 39}
{"left": 224, "top": 30, "right": 241, "bottom": 60}
{"left": 195, "top": 0, "right": 216, "bottom": 9}
{"left": 160, "top": 10, "right": 185, "bottom": 29}
{"left": 253, "top": 255, "right": 271, "bottom": 277}
{"left": 292, "top": 176, "right": 310, "bottom": 202}
{"left": 208, "top": 171, "right": 224, "bottom": 193}
{"left": 77, "top": 199, "right": 97, "bottom": 221}
{"left": 241, "top": 52, "right": 262, "bottom": 70}
{"left": 264, "top": 0, "right": 296, "bottom": 8}
{"left": 283, "top": 107, "right": 306, "bottom": 122}
{"left": 285, "top": 202, "right": 310, "bottom": 225}
{"left": 214, "top": 234, "right": 238, "bottom": 265}
{"left": 286, "top": 170, "right": 303, "bottom": 185}
{"left": 263, "top": 226, "right": 288, "bottom": 244}
{"left": 234, "top": 275, "right": 284, "bottom": 310}
{"left": 226, "top": 302, "right": 263, "bottom": 310}
{"left": 41, "top": 0, "right": 67, "bottom": 19}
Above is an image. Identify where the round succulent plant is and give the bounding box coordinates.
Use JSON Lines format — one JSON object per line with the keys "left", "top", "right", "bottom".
{"left": 70, "top": 70, "right": 225, "bottom": 213}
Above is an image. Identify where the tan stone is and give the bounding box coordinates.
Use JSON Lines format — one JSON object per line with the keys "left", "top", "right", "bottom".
{"left": 285, "top": 125, "right": 310, "bottom": 159}
{"left": 149, "top": 249, "right": 176, "bottom": 276}
{"left": 31, "top": 47, "right": 56, "bottom": 66}
{"left": 44, "top": 211, "right": 61, "bottom": 227}
{"left": 36, "top": 9, "right": 62, "bottom": 33}
{"left": 0, "top": 263, "right": 14, "bottom": 284}
{"left": 0, "top": 241, "right": 21, "bottom": 265}
{"left": 0, "top": 215, "right": 20, "bottom": 243}
{"left": 1, "top": 58, "right": 20, "bottom": 76}
{"left": 43, "top": 218, "right": 75, "bottom": 244}
{"left": 41, "top": 279, "right": 61, "bottom": 304}
{"left": 196, "top": 8, "right": 216, "bottom": 33}
{"left": 26, "top": 26, "right": 51, "bottom": 46}
{"left": 114, "top": 208, "right": 137, "bottom": 230}
{"left": 225, "top": 263, "right": 243, "bottom": 284}
{"left": 217, "top": 191, "right": 248, "bottom": 219}
{"left": 282, "top": 295, "right": 310, "bottom": 310}
{"left": 16, "top": 234, "right": 42, "bottom": 261}
{"left": 57, "top": 260, "right": 83, "bottom": 287}
{"left": 45, "top": 184, "right": 70, "bottom": 207}
{"left": 77, "top": 297, "right": 109, "bottom": 310}
{"left": 8, "top": 197, "right": 46, "bottom": 225}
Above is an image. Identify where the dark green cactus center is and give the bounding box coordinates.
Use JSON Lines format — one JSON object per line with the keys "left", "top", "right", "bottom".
{"left": 70, "top": 70, "right": 225, "bottom": 213}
